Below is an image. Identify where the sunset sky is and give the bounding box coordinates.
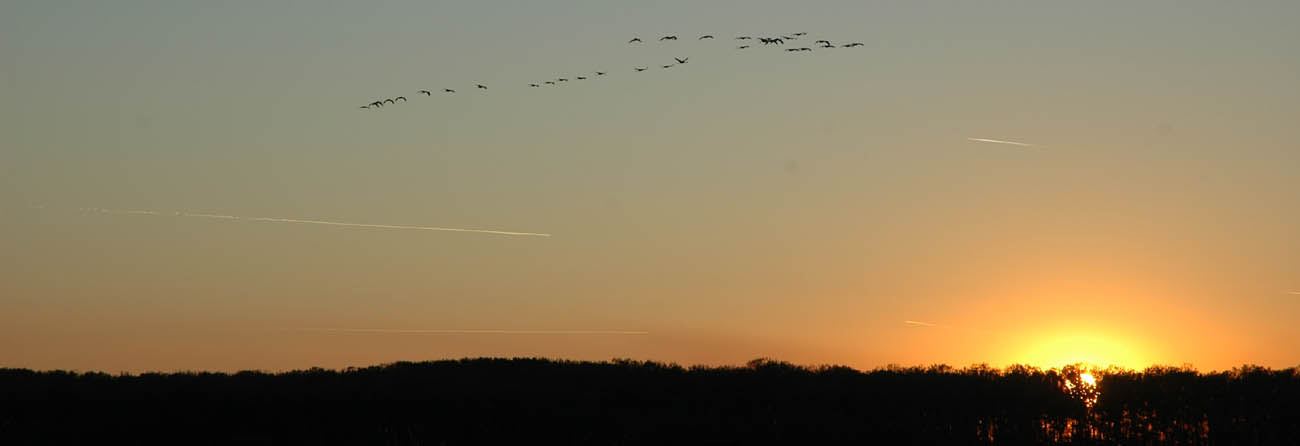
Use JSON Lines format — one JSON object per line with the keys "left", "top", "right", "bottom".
{"left": 2, "top": 1, "right": 1298, "bottom": 373}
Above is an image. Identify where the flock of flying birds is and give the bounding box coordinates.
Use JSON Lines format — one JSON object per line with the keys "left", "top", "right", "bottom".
{"left": 359, "top": 32, "right": 865, "bottom": 109}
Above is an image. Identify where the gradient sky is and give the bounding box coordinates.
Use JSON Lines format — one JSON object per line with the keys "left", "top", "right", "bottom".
{"left": 3, "top": 1, "right": 1298, "bottom": 373}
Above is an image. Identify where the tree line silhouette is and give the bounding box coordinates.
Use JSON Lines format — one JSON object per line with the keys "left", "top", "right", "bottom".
{"left": 1, "top": 358, "right": 1296, "bottom": 445}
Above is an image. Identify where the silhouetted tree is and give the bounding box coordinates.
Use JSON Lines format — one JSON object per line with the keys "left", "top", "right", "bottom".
{"left": 1, "top": 359, "right": 1296, "bottom": 445}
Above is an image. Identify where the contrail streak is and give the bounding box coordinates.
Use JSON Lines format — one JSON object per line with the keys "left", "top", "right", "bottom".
{"left": 289, "top": 328, "right": 649, "bottom": 335}
{"left": 79, "top": 207, "right": 551, "bottom": 237}
{"left": 903, "top": 320, "right": 937, "bottom": 327}
{"left": 967, "top": 137, "right": 1038, "bottom": 147}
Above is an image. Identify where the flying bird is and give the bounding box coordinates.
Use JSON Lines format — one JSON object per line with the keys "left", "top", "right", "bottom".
{"left": 659, "top": 35, "right": 677, "bottom": 41}
{"left": 634, "top": 67, "right": 648, "bottom": 72}
{"left": 384, "top": 98, "right": 395, "bottom": 104}
{"left": 557, "top": 78, "right": 568, "bottom": 82}
{"left": 736, "top": 36, "right": 752, "bottom": 40}
{"left": 628, "top": 37, "right": 642, "bottom": 43}
{"left": 792, "top": 32, "right": 807, "bottom": 36}
{"left": 395, "top": 96, "right": 407, "bottom": 102}
{"left": 674, "top": 57, "right": 689, "bottom": 64}
{"left": 544, "top": 81, "right": 556, "bottom": 85}
{"left": 699, "top": 35, "right": 714, "bottom": 40}
{"left": 595, "top": 71, "right": 606, "bottom": 76}
{"left": 369, "top": 101, "right": 383, "bottom": 108}
{"left": 359, "top": 105, "right": 370, "bottom": 109}
{"left": 799, "top": 47, "right": 812, "bottom": 51}
{"left": 418, "top": 90, "right": 432, "bottom": 96}
{"left": 476, "top": 84, "right": 487, "bottom": 90}
{"left": 815, "top": 40, "right": 831, "bottom": 45}
{"left": 843, "top": 42, "right": 864, "bottom": 47}
{"left": 661, "top": 64, "right": 674, "bottom": 69}
{"left": 529, "top": 83, "right": 540, "bottom": 87}
{"left": 785, "top": 48, "right": 800, "bottom": 52}
{"left": 443, "top": 89, "right": 455, "bottom": 93}
{"left": 576, "top": 76, "right": 587, "bottom": 80}
{"left": 738, "top": 45, "right": 750, "bottom": 49}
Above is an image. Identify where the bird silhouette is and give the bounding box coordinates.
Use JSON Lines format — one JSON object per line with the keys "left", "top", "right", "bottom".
{"left": 418, "top": 90, "right": 432, "bottom": 96}
{"left": 661, "top": 64, "right": 674, "bottom": 69}
{"left": 815, "top": 40, "right": 831, "bottom": 45}
{"left": 544, "top": 81, "right": 556, "bottom": 85}
{"left": 628, "top": 38, "right": 642, "bottom": 44}
{"left": 595, "top": 71, "right": 606, "bottom": 76}
{"left": 843, "top": 42, "right": 864, "bottom": 47}
{"left": 793, "top": 32, "right": 807, "bottom": 36}
{"left": 659, "top": 35, "right": 677, "bottom": 41}
{"left": 738, "top": 45, "right": 750, "bottom": 49}
{"left": 781, "top": 35, "right": 797, "bottom": 40}
{"left": 798, "top": 47, "right": 812, "bottom": 52}
{"left": 443, "top": 89, "right": 455, "bottom": 93}
{"left": 529, "top": 83, "right": 540, "bottom": 87}
{"left": 557, "top": 78, "right": 568, "bottom": 82}
{"left": 736, "top": 36, "right": 752, "bottom": 40}
{"left": 359, "top": 105, "right": 370, "bottom": 109}
{"left": 785, "top": 48, "right": 799, "bottom": 52}
{"left": 370, "top": 101, "right": 383, "bottom": 108}
{"left": 384, "top": 98, "right": 395, "bottom": 104}
{"left": 634, "top": 67, "right": 648, "bottom": 72}
{"left": 395, "top": 96, "right": 407, "bottom": 102}
{"left": 699, "top": 35, "right": 714, "bottom": 40}
{"left": 476, "top": 84, "right": 487, "bottom": 90}
{"left": 674, "top": 57, "right": 689, "bottom": 64}
{"left": 576, "top": 76, "right": 587, "bottom": 80}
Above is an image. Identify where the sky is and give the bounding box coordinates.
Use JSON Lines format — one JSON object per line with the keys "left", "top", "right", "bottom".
{"left": 2, "top": 0, "right": 1298, "bottom": 373}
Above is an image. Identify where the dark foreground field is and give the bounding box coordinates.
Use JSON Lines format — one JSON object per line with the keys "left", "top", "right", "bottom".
{"left": 2, "top": 358, "right": 1297, "bottom": 445}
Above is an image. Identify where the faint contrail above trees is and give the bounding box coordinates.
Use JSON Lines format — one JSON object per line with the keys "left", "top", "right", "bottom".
{"left": 288, "top": 328, "right": 648, "bottom": 335}
{"left": 78, "top": 207, "right": 551, "bottom": 237}
{"left": 903, "top": 320, "right": 937, "bottom": 327}
{"left": 967, "top": 137, "right": 1038, "bottom": 147}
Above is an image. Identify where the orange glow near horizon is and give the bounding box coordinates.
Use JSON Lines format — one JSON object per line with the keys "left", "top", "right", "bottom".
{"left": 1015, "top": 332, "right": 1150, "bottom": 371}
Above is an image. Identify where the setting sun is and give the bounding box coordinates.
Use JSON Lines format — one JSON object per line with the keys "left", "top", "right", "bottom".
{"left": 1080, "top": 371, "right": 1097, "bottom": 387}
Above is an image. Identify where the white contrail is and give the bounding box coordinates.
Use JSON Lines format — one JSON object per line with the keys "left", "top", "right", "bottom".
{"left": 967, "top": 137, "right": 1038, "bottom": 147}
{"left": 903, "top": 320, "right": 937, "bottom": 327}
{"left": 289, "top": 328, "right": 649, "bottom": 335}
{"left": 79, "top": 207, "right": 551, "bottom": 237}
